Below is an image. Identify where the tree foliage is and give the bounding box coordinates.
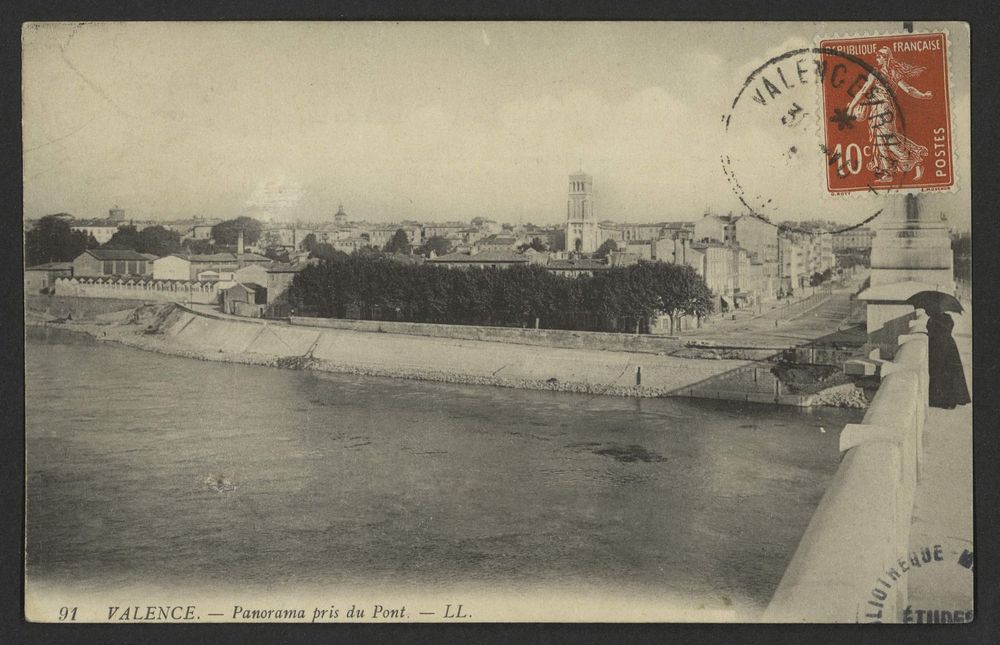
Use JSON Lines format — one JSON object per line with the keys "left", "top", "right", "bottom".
{"left": 264, "top": 246, "right": 290, "bottom": 262}
{"left": 384, "top": 229, "right": 412, "bottom": 254}
{"left": 288, "top": 256, "right": 714, "bottom": 333}
{"left": 301, "top": 233, "right": 318, "bottom": 253}
{"left": 259, "top": 229, "right": 285, "bottom": 250}
{"left": 103, "top": 225, "right": 182, "bottom": 256}
{"left": 420, "top": 235, "right": 453, "bottom": 257}
{"left": 518, "top": 238, "right": 548, "bottom": 253}
{"left": 309, "top": 243, "right": 350, "bottom": 262}
{"left": 24, "top": 215, "right": 99, "bottom": 265}
{"left": 809, "top": 268, "right": 834, "bottom": 286}
{"left": 211, "top": 216, "right": 263, "bottom": 246}
{"left": 594, "top": 238, "right": 618, "bottom": 259}
{"left": 182, "top": 238, "right": 215, "bottom": 254}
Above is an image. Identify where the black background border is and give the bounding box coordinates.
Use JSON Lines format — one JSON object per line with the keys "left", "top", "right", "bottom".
{"left": 2, "top": 2, "right": 997, "bottom": 643}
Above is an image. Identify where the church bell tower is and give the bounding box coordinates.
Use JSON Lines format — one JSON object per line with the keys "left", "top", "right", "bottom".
{"left": 565, "top": 172, "right": 598, "bottom": 253}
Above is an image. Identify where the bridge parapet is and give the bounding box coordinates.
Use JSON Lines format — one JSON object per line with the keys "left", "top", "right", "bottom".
{"left": 762, "top": 319, "right": 928, "bottom": 622}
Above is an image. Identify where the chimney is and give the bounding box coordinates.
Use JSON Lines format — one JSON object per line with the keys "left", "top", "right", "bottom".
{"left": 237, "top": 229, "right": 245, "bottom": 255}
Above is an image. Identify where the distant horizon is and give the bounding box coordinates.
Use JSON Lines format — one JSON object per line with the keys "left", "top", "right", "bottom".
{"left": 23, "top": 22, "right": 971, "bottom": 230}
{"left": 26, "top": 207, "right": 972, "bottom": 235}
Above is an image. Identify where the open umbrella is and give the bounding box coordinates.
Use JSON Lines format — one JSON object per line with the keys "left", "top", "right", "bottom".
{"left": 906, "top": 290, "right": 964, "bottom": 315}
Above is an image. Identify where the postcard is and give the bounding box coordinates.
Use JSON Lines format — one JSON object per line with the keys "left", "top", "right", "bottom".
{"left": 23, "top": 21, "right": 971, "bottom": 623}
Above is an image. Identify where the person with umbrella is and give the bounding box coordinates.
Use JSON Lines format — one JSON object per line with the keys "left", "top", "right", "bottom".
{"left": 907, "top": 291, "right": 970, "bottom": 410}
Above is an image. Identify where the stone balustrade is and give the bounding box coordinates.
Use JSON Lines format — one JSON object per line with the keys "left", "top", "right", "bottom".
{"left": 762, "top": 312, "right": 929, "bottom": 622}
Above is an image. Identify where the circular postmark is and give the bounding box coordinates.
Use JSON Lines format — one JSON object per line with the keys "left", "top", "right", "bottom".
{"left": 721, "top": 46, "right": 910, "bottom": 233}
{"left": 859, "top": 539, "right": 974, "bottom": 624}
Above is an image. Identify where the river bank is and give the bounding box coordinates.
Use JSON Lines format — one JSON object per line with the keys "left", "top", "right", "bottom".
{"left": 26, "top": 303, "right": 762, "bottom": 399}
{"left": 26, "top": 300, "right": 867, "bottom": 406}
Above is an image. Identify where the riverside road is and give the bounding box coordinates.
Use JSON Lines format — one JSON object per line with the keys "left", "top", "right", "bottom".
{"left": 684, "top": 280, "right": 865, "bottom": 348}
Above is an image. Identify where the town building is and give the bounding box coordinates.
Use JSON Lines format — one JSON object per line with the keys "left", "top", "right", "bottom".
{"left": 332, "top": 237, "right": 368, "bottom": 253}
{"left": 333, "top": 204, "right": 348, "bottom": 226}
{"left": 161, "top": 217, "right": 221, "bottom": 240}
{"left": 152, "top": 252, "right": 271, "bottom": 281}
{"left": 422, "top": 222, "right": 467, "bottom": 242}
{"left": 220, "top": 283, "right": 268, "bottom": 317}
{"left": 693, "top": 213, "right": 735, "bottom": 245}
{"left": 732, "top": 215, "right": 779, "bottom": 263}
{"left": 779, "top": 235, "right": 807, "bottom": 292}
{"left": 260, "top": 226, "right": 314, "bottom": 252}
{"left": 522, "top": 224, "right": 563, "bottom": 250}
{"left": 24, "top": 261, "right": 74, "bottom": 294}
{"left": 597, "top": 221, "right": 625, "bottom": 245}
{"left": 624, "top": 239, "right": 654, "bottom": 260}
{"left": 795, "top": 232, "right": 835, "bottom": 278}
{"left": 264, "top": 261, "right": 310, "bottom": 304}
{"left": 565, "top": 172, "right": 599, "bottom": 253}
{"left": 617, "top": 223, "right": 667, "bottom": 242}
{"left": 476, "top": 234, "right": 520, "bottom": 251}
{"left": 72, "top": 249, "right": 154, "bottom": 277}
{"left": 832, "top": 227, "right": 875, "bottom": 251}
{"left": 689, "top": 241, "right": 731, "bottom": 310}
{"left": 188, "top": 224, "right": 215, "bottom": 240}
{"left": 70, "top": 219, "right": 125, "bottom": 245}
{"left": 367, "top": 225, "right": 421, "bottom": 249}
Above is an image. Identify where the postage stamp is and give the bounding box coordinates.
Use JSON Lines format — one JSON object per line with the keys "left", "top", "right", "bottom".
{"left": 818, "top": 32, "right": 954, "bottom": 194}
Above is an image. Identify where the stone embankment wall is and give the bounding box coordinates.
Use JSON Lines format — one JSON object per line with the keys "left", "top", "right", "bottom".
{"left": 25, "top": 294, "right": 150, "bottom": 319}
{"left": 289, "top": 315, "right": 688, "bottom": 355}
{"left": 762, "top": 313, "right": 929, "bottom": 622}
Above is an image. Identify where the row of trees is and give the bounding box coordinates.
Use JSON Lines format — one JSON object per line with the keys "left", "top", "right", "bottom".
{"left": 24, "top": 214, "right": 271, "bottom": 267}
{"left": 287, "top": 255, "right": 714, "bottom": 333}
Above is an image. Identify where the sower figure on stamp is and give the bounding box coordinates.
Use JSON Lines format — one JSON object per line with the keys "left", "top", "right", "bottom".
{"left": 846, "top": 46, "right": 932, "bottom": 182}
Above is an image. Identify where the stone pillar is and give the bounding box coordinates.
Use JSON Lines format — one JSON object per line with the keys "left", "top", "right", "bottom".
{"left": 869, "top": 194, "right": 954, "bottom": 289}
{"left": 857, "top": 194, "right": 955, "bottom": 358}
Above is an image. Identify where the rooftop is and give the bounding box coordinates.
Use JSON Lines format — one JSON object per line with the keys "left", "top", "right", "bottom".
{"left": 546, "top": 258, "right": 612, "bottom": 270}
{"left": 165, "top": 252, "right": 272, "bottom": 263}
{"left": 73, "top": 219, "right": 122, "bottom": 227}
{"left": 81, "top": 249, "right": 154, "bottom": 261}
{"left": 26, "top": 261, "right": 74, "bottom": 271}
{"left": 428, "top": 249, "right": 530, "bottom": 264}
{"left": 265, "top": 261, "right": 310, "bottom": 273}
{"left": 181, "top": 253, "right": 238, "bottom": 262}
{"left": 479, "top": 234, "right": 518, "bottom": 244}
{"left": 223, "top": 281, "right": 265, "bottom": 292}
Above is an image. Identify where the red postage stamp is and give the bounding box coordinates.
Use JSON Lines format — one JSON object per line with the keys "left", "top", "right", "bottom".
{"left": 819, "top": 32, "right": 953, "bottom": 194}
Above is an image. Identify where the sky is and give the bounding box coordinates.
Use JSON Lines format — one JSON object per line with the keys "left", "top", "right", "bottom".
{"left": 22, "top": 21, "right": 971, "bottom": 229}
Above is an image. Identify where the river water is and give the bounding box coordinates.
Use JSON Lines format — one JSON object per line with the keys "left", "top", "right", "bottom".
{"left": 25, "top": 332, "right": 862, "bottom": 613}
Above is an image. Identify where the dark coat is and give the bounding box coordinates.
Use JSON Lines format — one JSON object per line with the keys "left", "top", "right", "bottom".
{"left": 927, "top": 313, "right": 970, "bottom": 409}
